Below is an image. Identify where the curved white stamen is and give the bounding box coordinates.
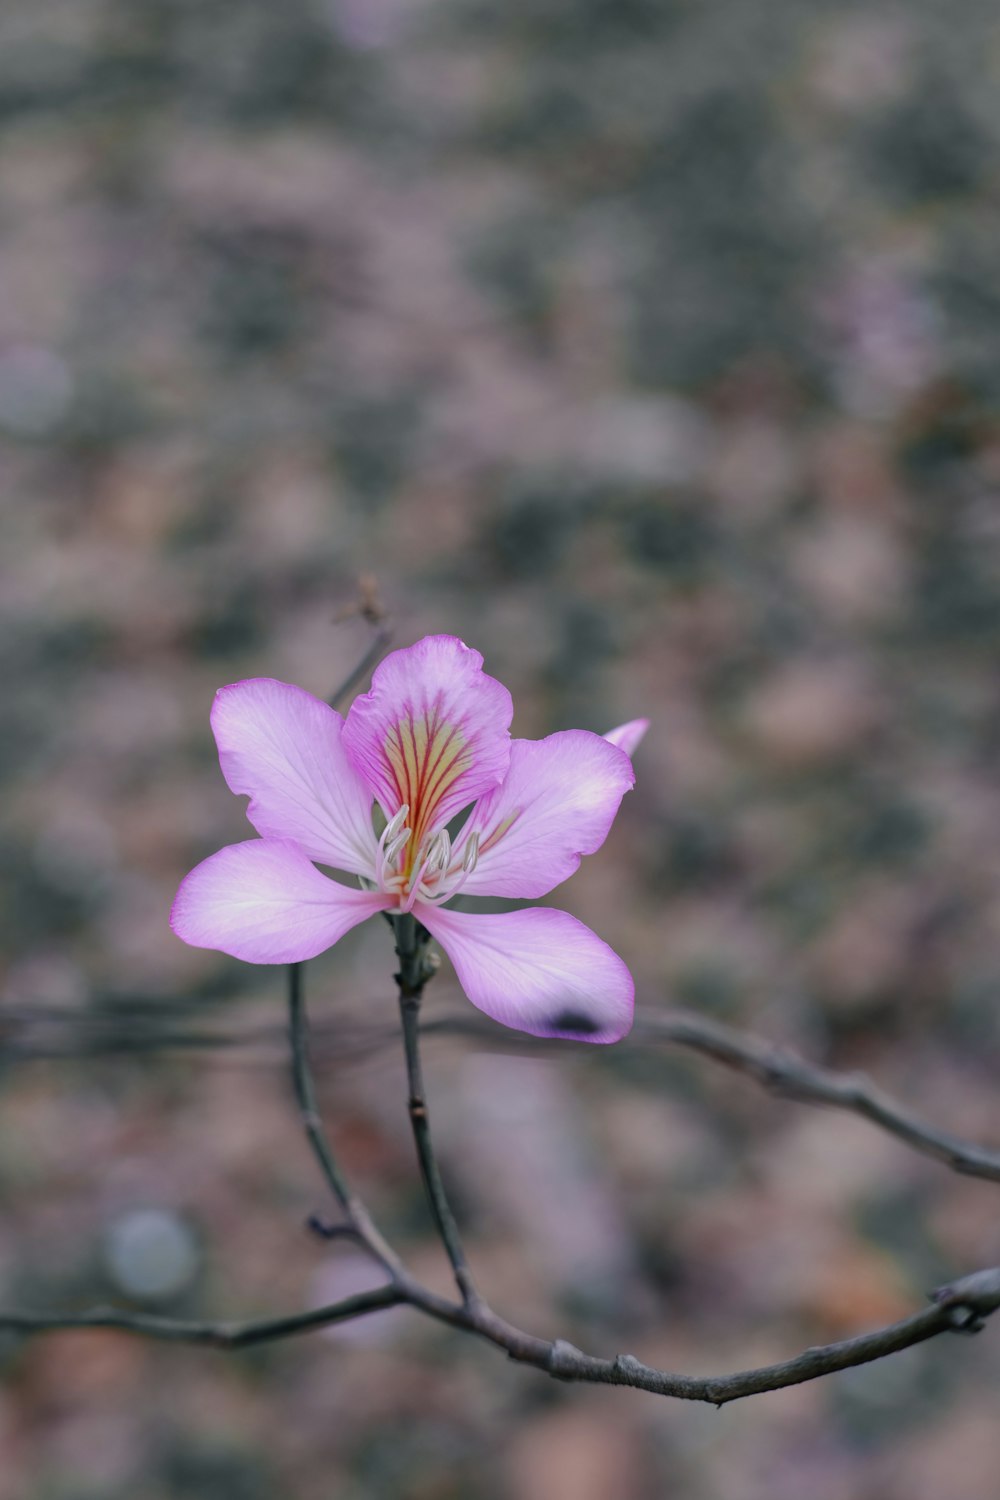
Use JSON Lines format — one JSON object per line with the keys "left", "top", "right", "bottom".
{"left": 376, "top": 804, "right": 412, "bottom": 892}
{"left": 384, "top": 826, "right": 411, "bottom": 866}
{"left": 411, "top": 831, "right": 480, "bottom": 909}
{"left": 419, "top": 867, "right": 470, "bottom": 906}
{"left": 430, "top": 829, "right": 452, "bottom": 874}
{"left": 379, "top": 821, "right": 480, "bottom": 912}
{"left": 401, "top": 856, "right": 431, "bottom": 912}
{"left": 383, "top": 804, "right": 409, "bottom": 843}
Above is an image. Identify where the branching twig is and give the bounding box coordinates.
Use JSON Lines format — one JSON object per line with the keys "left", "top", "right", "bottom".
{"left": 4, "top": 1256, "right": 1000, "bottom": 1404}
{"left": 7, "top": 988, "right": 999, "bottom": 1400}
{"left": 5, "top": 618, "right": 1000, "bottom": 1403}
{"left": 4, "top": 985, "right": 1000, "bottom": 1400}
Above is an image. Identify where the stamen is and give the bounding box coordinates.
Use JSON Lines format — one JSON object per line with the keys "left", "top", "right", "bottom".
{"left": 383, "top": 804, "right": 409, "bottom": 844}
{"left": 433, "top": 830, "right": 452, "bottom": 873}
{"left": 401, "top": 856, "right": 430, "bottom": 912}
{"left": 419, "top": 829, "right": 451, "bottom": 877}
{"left": 415, "top": 831, "right": 479, "bottom": 908}
{"left": 375, "top": 805, "right": 412, "bottom": 894}
{"left": 384, "top": 826, "right": 411, "bottom": 866}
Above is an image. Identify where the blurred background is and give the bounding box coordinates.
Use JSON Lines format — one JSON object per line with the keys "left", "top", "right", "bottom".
{"left": 3, "top": 0, "right": 1000, "bottom": 1494}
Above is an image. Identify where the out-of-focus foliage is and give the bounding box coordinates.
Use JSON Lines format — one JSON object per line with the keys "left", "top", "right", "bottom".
{"left": 3, "top": 0, "right": 1000, "bottom": 1495}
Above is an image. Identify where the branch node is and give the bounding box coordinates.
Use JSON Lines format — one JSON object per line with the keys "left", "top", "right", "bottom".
{"left": 613, "top": 1353, "right": 646, "bottom": 1384}
{"left": 929, "top": 1267, "right": 1000, "bottom": 1333}
{"left": 548, "top": 1339, "right": 584, "bottom": 1379}
{"left": 947, "top": 1309, "right": 987, "bottom": 1335}
{"left": 307, "top": 1214, "right": 357, "bottom": 1242}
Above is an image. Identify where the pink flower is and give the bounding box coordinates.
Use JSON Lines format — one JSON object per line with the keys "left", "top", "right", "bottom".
{"left": 171, "top": 635, "right": 647, "bottom": 1043}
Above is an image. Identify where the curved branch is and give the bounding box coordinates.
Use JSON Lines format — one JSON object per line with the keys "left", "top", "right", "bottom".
{"left": 7, "top": 1003, "right": 1000, "bottom": 1187}
{"left": 435, "top": 1263, "right": 1000, "bottom": 1404}
{"left": 288, "top": 962, "right": 403, "bottom": 1277}
{"left": 4, "top": 1266, "right": 999, "bottom": 1405}
{"left": 631, "top": 1011, "right": 1000, "bottom": 1184}
{"left": 0, "top": 1286, "right": 403, "bottom": 1349}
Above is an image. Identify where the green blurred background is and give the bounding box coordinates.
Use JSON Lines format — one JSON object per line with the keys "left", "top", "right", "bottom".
{"left": 4, "top": 0, "right": 1000, "bottom": 1495}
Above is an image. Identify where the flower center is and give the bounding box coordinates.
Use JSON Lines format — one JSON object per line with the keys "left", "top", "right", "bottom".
{"left": 375, "top": 804, "right": 480, "bottom": 911}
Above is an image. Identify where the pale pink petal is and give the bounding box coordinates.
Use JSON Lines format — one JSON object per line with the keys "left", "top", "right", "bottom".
{"left": 342, "top": 635, "right": 513, "bottom": 841}
{"left": 171, "top": 839, "right": 390, "bottom": 963}
{"left": 455, "top": 732, "right": 634, "bottom": 898}
{"left": 212, "top": 679, "right": 378, "bottom": 877}
{"left": 603, "top": 718, "right": 650, "bottom": 758}
{"left": 417, "top": 904, "right": 634, "bottom": 1043}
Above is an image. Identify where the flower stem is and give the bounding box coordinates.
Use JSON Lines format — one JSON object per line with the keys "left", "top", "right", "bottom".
{"left": 393, "top": 913, "right": 480, "bottom": 1309}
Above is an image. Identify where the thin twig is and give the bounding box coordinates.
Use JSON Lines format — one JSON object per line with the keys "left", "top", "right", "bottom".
{"left": 7, "top": 1001, "right": 1000, "bottom": 1187}
{"left": 394, "top": 915, "right": 481, "bottom": 1309}
{"left": 0, "top": 1287, "right": 403, "bottom": 1349}
{"left": 631, "top": 1011, "right": 1000, "bottom": 1184}
{"left": 287, "top": 963, "right": 403, "bottom": 1277}
{"left": 9, "top": 1001, "right": 1000, "bottom": 1188}
{"left": 328, "top": 624, "right": 392, "bottom": 711}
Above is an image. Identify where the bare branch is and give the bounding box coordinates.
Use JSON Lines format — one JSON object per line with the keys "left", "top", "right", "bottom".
{"left": 432, "top": 1262, "right": 1000, "bottom": 1404}
{"left": 7, "top": 1001, "right": 1000, "bottom": 1188}
{"left": 631, "top": 1011, "right": 1000, "bottom": 1184}
{"left": 0, "top": 1287, "right": 403, "bottom": 1349}
{"left": 393, "top": 915, "right": 481, "bottom": 1309}
{"left": 288, "top": 962, "right": 403, "bottom": 1278}
{"left": 328, "top": 582, "right": 391, "bottom": 710}
{"left": 4, "top": 1263, "right": 998, "bottom": 1405}
{"left": 8, "top": 939, "right": 1000, "bottom": 1405}
{"left": 521, "top": 1264, "right": 1000, "bottom": 1404}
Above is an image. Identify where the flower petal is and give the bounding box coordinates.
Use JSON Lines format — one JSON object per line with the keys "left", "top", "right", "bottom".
{"left": 211, "top": 679, "right": 378, "bottom": 877}
{"left": 417, "top": 904, "right": 634, "bottom": 1043}
{"left": 455, "top": 731, "right": 635, "bottom": 898}
{"left": 342, "top": 635, "right": 513, "bottom": 840}
{"left": 603, "top": 719, "right": 649, "bottom": 758}
{"left": 171, "top": 839, "right": 391, "bottom": 963}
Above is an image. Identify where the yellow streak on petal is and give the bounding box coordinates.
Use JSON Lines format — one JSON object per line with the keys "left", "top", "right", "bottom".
{"left": 478, "top": 808, "right": 522, "bottom": 855}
